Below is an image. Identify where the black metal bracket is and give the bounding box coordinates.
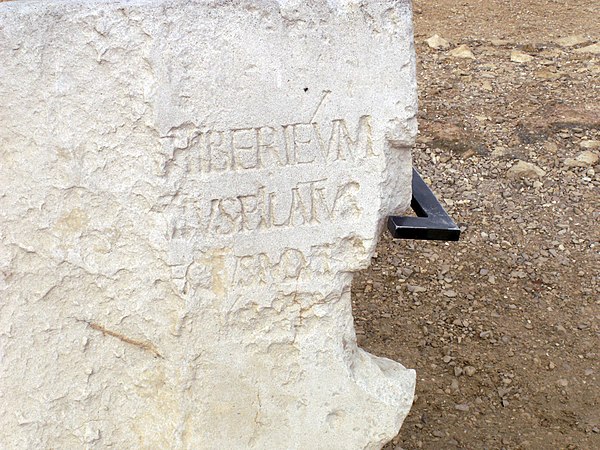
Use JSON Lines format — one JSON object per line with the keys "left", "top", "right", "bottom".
{"left": 388, "top": 168, "right": 461, "bottom": 241}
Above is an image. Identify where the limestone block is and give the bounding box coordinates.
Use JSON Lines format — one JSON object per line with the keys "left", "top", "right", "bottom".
{"left": 0, "top": 0, "right": 417, "bottom": 448}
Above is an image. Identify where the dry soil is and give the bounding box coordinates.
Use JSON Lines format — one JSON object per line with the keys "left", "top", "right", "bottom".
{"left": 354, "top": 1, "right": 600, "bottom": 449}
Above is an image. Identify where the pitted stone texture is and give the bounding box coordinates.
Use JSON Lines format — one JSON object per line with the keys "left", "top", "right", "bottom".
{"left": 0, "top": 0, "right": 416, "bottom": 448}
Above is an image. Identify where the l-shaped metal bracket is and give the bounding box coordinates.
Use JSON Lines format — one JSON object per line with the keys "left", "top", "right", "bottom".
{"left": 388, "top": 168, "right": 461, "bottom": 241}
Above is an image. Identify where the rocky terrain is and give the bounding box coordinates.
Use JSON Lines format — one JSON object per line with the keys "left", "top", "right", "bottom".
{"left": 353, "top": 1, "right": 600, "bottom": 449}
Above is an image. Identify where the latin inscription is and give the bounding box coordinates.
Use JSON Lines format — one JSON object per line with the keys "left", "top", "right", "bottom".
{"left": 164, "top": 115, "right": 375, "bottom": 238}
{"left": 172, "top": 179, "right": 361, "bottom": 238}
{"left": 166, "top": 115, "right": 374, "bottom": 175}
{"left": 232, "top": 246, "right": 335, "bottom": 287}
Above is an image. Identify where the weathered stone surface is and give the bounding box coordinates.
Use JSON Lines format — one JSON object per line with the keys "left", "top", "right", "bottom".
{"left": 0, "top": 0, "right": 416, "bottom": 448}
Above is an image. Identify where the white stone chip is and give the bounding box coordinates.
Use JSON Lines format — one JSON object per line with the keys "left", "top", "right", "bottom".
{"left": 449, "top": 44, "right": 476, "bottom": 59}
{"left": 554, "top": 35, "right": 588, "bottom": 47}
{"left": 0, "top": 0, "right": 417, "bottom": 448}
{"left": 426, "top": 34, "right": 450, "bottom": 50}
{"left": 574, "top": 43, "right": 600, "bottom": 54}
{"left": 510, "top": 50, "right": 534, "bottom": 63}
{"left": 507, "top": 160, "right": 546, "bottom": 179}
{"left": 565, "top": 151, "right": 599, "bottom": 168}
{"left": 580, "top": 140, "right": 600, "bottom": 150}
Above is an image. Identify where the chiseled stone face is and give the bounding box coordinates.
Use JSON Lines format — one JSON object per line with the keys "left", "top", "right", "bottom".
{"left": 0, "top": 0, "right": 416, "bottom": 448}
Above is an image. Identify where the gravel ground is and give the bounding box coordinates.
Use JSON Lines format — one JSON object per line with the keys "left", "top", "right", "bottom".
{"left": 353, "top": 1, "right": 599, "bottom": 449}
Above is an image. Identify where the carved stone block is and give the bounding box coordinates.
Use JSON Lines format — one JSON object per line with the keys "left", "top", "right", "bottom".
{"left": 0, "top": 0, "right": 416, "bottom": 448}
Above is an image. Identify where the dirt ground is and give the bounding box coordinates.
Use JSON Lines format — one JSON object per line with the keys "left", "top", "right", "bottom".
{"left": 353, "top": 1, "right": 600, "bottom": 449}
